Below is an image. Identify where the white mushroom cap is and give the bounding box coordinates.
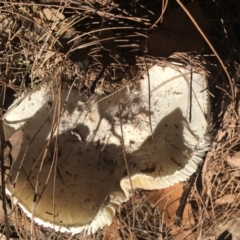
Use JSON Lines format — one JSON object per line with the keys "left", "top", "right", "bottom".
{"left": 3, "top": 65, "right": 211, "bottom": 234}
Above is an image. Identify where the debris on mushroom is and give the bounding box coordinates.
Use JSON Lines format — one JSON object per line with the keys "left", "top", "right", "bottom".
{"left": 3, "top": 64, "right": 211, "bottom": 234}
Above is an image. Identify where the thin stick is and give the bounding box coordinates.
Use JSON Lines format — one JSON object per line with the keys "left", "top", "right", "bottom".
{"left": 143, "top": 56, "right": 154, "bottom": 139}
{"left": 176, "top": 0, "right": 235, "bottom": 101}
{"left": 52, "top": 83, "right": 62, "bottom": 234}
{"left": 189, "top": 68, "right": 193, "bottom": 123}
{"left": 175, "top": 170, "right": 197, "bottom": 226}
{"left": 150, "top": 0, "right": 168, "bottom": 29}
{"left": 115, "top": 91, "right": 136, "bottom": 229}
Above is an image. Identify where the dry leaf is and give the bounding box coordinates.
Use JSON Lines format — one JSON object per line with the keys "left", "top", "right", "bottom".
{"left": 144, "top": 183, "right": 195, "bottom": 240}
{"left": 227, "top": 152, "right": 240, "bottom": 168}
{"left": 103, "top": 217, "right": 121, "bottom": 240}
{"left": 43, "top": 8, "right": 65, "bottom": 22}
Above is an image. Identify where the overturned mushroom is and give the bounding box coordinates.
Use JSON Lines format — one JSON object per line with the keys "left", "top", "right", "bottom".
{"left": 3, "top": 65, "right": 211, "bottom": 234}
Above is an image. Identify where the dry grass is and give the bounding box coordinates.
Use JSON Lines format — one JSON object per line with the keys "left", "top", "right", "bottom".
{"left": 1, "top": 0, "right": 240, "bottom": 239}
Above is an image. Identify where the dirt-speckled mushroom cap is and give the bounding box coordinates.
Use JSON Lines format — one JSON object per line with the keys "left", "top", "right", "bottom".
{"left": 3, "top": 64, "right": 211, "bottom": 234}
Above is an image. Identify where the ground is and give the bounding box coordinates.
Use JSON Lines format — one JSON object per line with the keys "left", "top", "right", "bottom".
{"left": 1, "top": 0, "right": 240, "bottom": 239}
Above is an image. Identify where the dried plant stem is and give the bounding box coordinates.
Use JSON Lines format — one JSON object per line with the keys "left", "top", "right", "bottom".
{"left": 176, "top": 0, "right": 235, "bottom": 101}
{"left": 143, "top": 56, "right": 154, "bottom": 139}
{"left": 115, "top": 91, "right": 136, "bottom": 230}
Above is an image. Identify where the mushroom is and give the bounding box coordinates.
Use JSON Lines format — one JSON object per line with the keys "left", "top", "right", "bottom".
{"left": 3, "top": 64, "right": 211, "bottom": 234}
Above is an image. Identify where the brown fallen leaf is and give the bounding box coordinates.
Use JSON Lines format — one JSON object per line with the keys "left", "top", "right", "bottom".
{"left": 103, "top": 217, "right": 121, "bottom": 240}
{"left": 144, "top": 183, "right": 195, "bottom": 240}
{"left": 227, "top": 152, "right": 240, "bottom": 168}
{"left": 42, "top": 8, "right": 65, "bottom": 21}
